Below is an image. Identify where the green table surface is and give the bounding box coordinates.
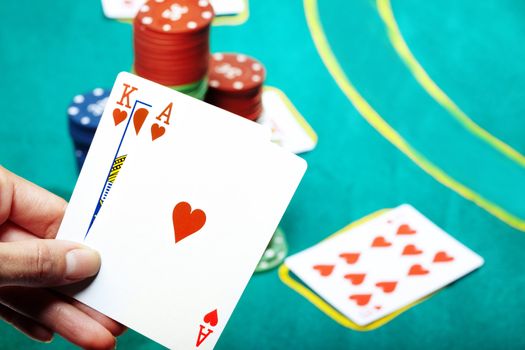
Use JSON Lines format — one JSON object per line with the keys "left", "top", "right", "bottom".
{"left": 1, "top": 0, "right": 525, "bottom": 349}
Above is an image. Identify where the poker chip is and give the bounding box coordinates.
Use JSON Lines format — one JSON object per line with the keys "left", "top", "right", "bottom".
{"left": 74, "top": 146, "right": 89, "bottom": 172}
{"left": 205, "top": 53, "right": 266, "bottom": 121}
{"left": 67, "top": 88, "right": 109, "bottom": 171}
{"left": 68, "top": 88, "right": 109, "bottom": 130}
{"left": 131, "top": 64, "right": 208, "bottom": 100}
{"left": 68, "top": 88, "right": 109, "bottom": 145}
{"left": 133, "top": 0, "right": 214, "bottom": 88}
{"left": 255, "top": 227, "right": 288, "bottom": 273}
{"left": 183, "top": 77, "right": 208, "bottom": 100}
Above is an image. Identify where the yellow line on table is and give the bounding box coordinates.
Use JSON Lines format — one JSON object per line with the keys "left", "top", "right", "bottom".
{"left": 303, "top": 0, "right": 525, "bottom": 231}
{"left": 376, "top": 0, "right": 525, "bottom": 167}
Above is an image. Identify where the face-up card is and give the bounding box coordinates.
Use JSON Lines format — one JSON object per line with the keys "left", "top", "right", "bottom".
{"left": 60, "top": 126, "right": 306, "bottom": 349}
{"left": 257, "top": 87, "right": 317, "bottom": 154}
{"left": 209, "top": 0, "right": 245, "bottom": 16}
{"left": 57, "top": 72, "right": 270, "bottom": 243}
{"left": 285, "top": 204, "right": 484, "bottom": 326}
{"left": 101, "top": 0, "right": 145, "bottom": 19}
{"left": 101, "top": 0, "right": 245, "bottom": 19}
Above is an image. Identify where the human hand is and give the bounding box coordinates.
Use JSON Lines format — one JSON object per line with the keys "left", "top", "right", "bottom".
{"left": 0, "top": 166, "right": 126, "bottom": 349}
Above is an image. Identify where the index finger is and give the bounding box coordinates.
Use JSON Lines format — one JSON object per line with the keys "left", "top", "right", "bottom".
{"left": 0, "top": 167, "right": 67, "bottom": 239}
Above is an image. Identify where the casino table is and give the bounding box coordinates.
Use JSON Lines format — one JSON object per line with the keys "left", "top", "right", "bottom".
{"left": 1, "top": 0, "right": 525, "bottom": 349}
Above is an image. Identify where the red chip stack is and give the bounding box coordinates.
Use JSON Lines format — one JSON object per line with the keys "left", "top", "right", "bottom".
{"left": 205, "top": 53, "right": 266, "bottom": 121}
{"left": 133, "top": 0, "right": 214, "bottom": 98}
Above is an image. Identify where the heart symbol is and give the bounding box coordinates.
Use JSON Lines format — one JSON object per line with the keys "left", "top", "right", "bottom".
{"left": 339, "top": 252, "right": 360, "bottom": 264}
{"left": 113, "top": 108, "right": 128, "bottom": 126}
{"left": 397, "top": 224, "right": 416, "bottom": 235}
{"left": 433, "top": 251, "right": 454, "bottom": 263}
{"left": 172, "top": 201, "right": 206, "bottom": 243}
{"left": 371, "top": 236, "right": 392, "bottom": 247}
{"left": 402, "top": 244, "right": 423, "bottom": 255}
{"left": 151, "top": 123, "right": 166, "bottom": 141}
{"left": 313, "top": 264, "right": 334, "bottom": 277}
{"left": 375, "top": 281, "right": 397, "bottom": 293}
{"left": 133, "top": 108, "right": 149, "bottom": 134}
{"left": 203, "top": 309, "right": 218, "bottom": 327}
{"left": 408, "top": 264, "right": 429, "bottom": 276}
{"left": 344, "top": 273, "right": 366, "bottom": 285}
{"left": 349, "top": 294, "right": 372, "bottom": 306}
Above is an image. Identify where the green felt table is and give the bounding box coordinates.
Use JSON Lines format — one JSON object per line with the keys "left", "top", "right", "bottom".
{"left": 1, "top": 0, "right": 525, "bottom": 349}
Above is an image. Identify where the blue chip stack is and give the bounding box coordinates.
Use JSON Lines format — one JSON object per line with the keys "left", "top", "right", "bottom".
{"left": 67, "top": 88, "right": 109, "bottom": 171}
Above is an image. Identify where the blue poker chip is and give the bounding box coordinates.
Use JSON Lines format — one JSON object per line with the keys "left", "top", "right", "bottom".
{"left": 74, "top": 147, "right": 88, "bottom": 172}
{"left": 73, "top": 141, "right": 90, "bottom": 153}
{"left": 69, "top": 123, "right": 96, "bottom": 146}
{"left": 67, "top": 88, "right": 109, "bottom": 131}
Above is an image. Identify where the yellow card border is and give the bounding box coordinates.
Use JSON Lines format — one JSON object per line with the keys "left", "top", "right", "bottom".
{"left": 278, "top": 208, "right": 433, "bottom": 331}
{"left": 212, "top": 0, "right": 249, "bottom": 26}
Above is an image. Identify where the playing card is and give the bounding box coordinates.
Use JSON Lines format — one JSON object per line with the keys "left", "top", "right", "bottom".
{"left": 285, "top": 204, "right": 484, "bottom": 326}
{"left": 101, "top": 0, "right": 245, "bottom": 19}
{"left": 209, "top": 0, "right": 245, "bottom": 16}
{"left": 257, "top": 87, "right": 317, "bottom": 154}
{"left": 101, "top": 0, "right": 144, "bottom": 19}
{"left": 57, "top": 72, "right": 270, "bottom": 243}
{"left": 59, "top": 126, "right": 306, "bottom": 349}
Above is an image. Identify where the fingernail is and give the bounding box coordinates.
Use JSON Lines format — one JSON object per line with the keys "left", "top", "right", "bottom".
{"left": 65, "top": 248, "right": 101, "bottom": 280}
{"left": 31, "top": 326, "right": 53, "bottom": 343}
{"left": 38, "top": 332, "right": 54, "bottom": 344}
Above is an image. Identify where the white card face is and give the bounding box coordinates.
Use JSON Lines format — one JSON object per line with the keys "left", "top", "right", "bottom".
{"left": 209, "top": 0, "right": 245, "bottom": 16}
{"left": 57, "top": 72, "right": 270, "bottom": 243}
{"left": 60, "top": 128, "right": 306, "bottom": 349}
{"left": 285, "top": 204, "right": 484, "bottom": 326}
{"left": 257, "top": 89, "right": 317, "bottom": 154}
{"left": 101, "top": 0, "right": 144, "bottom": 19}
{"left": 101, "top": 0, "right": 244, "bottom": 19}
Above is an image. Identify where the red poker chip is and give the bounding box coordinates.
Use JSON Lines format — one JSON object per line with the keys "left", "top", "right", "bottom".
{"left": 204, "top": 52, "right": 265, "bottom": 121}
{"left": 134, "top": 52, "right": 209, "bottom": 66}
{"left": 135, "top": 0, "right": 214, "bottom": 34}
{"left": 243, "top": 105, "right": 264, "bottom": 121}
{"left": 205, "top": 93, "right": 262, "bottom": 110}
{"left": 135, "top": 65, "right": 206, "bottom": 86}
{"left": 135, "top": 53, "right": 209, "bottom": 69}
{"left": 134, "top": 42, "right": 210, "bottom": 60}
{"left": 133, "top": 0, "right": 214, "bottom": 87}
{"left": 133, "top": 27, "right": 210, "bottom": 48}
{"left": 207, "top": 53, "right": 266, "bottom": 93}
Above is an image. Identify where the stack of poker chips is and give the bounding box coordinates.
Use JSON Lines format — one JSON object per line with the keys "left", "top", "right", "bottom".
{"left": 255, "top": 227, "right": 288, "bottom": 273}
{"left": 205, "top": 53, "right": 266, "bottom": 121}
{"left": 133, "top": 0, "right": 214, "bottom": 100}
{"left": 67, "top": 88, "right": 109, "bottom": 171}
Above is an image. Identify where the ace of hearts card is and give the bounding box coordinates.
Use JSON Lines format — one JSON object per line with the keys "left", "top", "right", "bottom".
{"left": 57, "top": 72, "right": 306, "bottom": 349}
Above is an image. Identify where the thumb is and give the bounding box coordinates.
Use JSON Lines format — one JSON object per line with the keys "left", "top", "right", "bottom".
{"left": 0, "top": 239, "right": 101, "bottom": 287}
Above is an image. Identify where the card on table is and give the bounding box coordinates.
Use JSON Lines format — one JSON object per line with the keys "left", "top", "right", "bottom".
{"left": 257, "top": 87, "right": 317, "bottom": 155}
{"left": 58, "top": 72, "right": 270, "bottom": 243}
{"left": 285, "top": 204, "right": 484, "bottom": 326}
{"left": 101, "top": 0, "right": 245, "bottom": 19}
{"left": 57, "top": 72, "right": 306, "bottom": 349}
{"left": 208, "top": 0, "right": 245, "bottom": 16}
{"left": 101, "top": 0, "right": 144, "bottom": 19}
